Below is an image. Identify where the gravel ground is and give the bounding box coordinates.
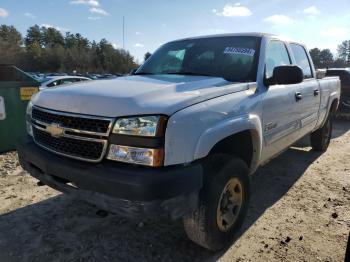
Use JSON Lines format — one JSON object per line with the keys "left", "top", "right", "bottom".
{"left": 0, "top": 152, "right": 20, "bottom": 176}
{"left": 0, "top": 119, "right": 349, "bottom": 262}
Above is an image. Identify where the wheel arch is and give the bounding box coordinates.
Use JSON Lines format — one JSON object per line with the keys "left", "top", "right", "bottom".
{"left": 322, "top": 96, "right": 339, "bottom": 126}
{"left": 330, "top": 97, "right": 339, "bottom": 113}
{"left": 194, "top": 114, "right": 263, "bottom": 174}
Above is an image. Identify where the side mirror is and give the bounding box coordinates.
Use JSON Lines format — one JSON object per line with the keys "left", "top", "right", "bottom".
{"left": 129, "top": 68, "right": 138, "bottom": 75}
{"left": 265, "top": 65, "right": 304, "bottom": 86}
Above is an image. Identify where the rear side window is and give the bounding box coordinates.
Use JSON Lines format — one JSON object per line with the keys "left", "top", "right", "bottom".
{"left": 265, "top": 41, "right": 291, "bottom": 78}
{"left": 290, "top": 44, "right": 313, "bottom": 79}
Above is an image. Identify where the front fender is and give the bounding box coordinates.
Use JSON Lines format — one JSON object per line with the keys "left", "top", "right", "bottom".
{"left": 164, "top": 86, "right": 262, "bottom": 168}
{"left": 194, "top": 114, "right": 263, "bottom": 173}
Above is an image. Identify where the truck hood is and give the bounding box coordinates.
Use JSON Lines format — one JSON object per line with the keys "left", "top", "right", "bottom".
{"left": 32, "top": 75, "right": 250, "bottom": 117}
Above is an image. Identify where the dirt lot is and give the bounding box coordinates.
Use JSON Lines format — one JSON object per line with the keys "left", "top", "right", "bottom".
{"left": 0, "top": 120, "right": 349, "bottom": 262}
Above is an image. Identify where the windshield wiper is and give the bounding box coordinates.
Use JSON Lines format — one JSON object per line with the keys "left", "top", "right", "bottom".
{"left": 162, "top": 71, "right": 240, "bottom": 82}
{"left": 136, "top": 71, "right": 239, "bottom": 82}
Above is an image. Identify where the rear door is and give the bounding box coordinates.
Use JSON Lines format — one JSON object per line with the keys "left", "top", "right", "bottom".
{"left": 289, "top": 43, "right": 320, "bottom": 136}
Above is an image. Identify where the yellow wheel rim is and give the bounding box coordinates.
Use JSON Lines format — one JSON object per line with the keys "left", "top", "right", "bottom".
{"left": 216, "top": 178, "right": 243, "bottom": 232}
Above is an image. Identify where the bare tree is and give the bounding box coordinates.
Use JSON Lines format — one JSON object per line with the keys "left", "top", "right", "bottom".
{"left": 337, "top": 40, "right": 350, "bottom": 65}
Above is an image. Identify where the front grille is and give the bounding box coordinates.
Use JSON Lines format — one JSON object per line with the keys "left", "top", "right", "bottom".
{"left": 32, "top": 107, "right": 111, "bottom": 134}
{"left": 33, "top": 127, "right": 104, "bottom": 161}
{"left": 31, "top": 106, "right": 112, "bottom": 162}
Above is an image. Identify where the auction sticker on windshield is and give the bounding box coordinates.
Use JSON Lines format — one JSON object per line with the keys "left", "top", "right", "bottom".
{"left": 223, "top": 47, "right": 255, "bottom": 56}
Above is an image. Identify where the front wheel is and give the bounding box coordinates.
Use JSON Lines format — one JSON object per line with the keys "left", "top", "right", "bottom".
{"left": 183, "top": 154, "right": 250, "bottom": 251}
{"left": 310, "top": 116, "right": 332, "bottom": 152}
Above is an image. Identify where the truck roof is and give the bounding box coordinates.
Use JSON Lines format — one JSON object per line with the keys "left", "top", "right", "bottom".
{"left": 171, "top": 32, "right": 303, "bottom": 46}
{"left": 172, "top": 32, "right": 271, "bottom": 42}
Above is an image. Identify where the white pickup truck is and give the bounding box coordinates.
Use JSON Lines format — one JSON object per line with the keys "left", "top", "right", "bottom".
{"left": 18, "top": 33, "right": 340, "bottom": 250}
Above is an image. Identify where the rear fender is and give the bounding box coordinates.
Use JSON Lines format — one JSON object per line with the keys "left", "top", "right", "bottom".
{"left": 321, "top": 92, "right": 340, "bottom": 126}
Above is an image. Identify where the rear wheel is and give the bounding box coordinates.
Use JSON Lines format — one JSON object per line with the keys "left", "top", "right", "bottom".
{"left": 183, "top": 154, "right": 250, "bottom": 251}
{"left": 310, "top": 116, "right": 332, "bottom": 152}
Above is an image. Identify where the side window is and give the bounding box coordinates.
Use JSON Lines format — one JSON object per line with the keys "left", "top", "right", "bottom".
{"left": 265, "top": 41, "right": 291, "bottom": 78}
{"left": 290, "top": 44, "right": 313, "bottom": 79}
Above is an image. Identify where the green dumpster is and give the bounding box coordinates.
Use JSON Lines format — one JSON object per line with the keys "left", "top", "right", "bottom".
{"left": 0, "top": 65, "right": 39, "bottom": 152}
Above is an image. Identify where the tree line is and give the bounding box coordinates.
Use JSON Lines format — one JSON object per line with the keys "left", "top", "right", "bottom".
{"left": 309, "top": 40, "right": 350, "bottom": 69}
{"left": 1, "top": 23, "right": 350, "bottom": 73}
{"left": 0, "top": 24, "right": 137, "bottom": 74}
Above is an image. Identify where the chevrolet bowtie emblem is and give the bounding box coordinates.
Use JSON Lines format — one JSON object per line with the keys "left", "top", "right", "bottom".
{"left": 46, "top": 123, "right": 64, "bottom": 138}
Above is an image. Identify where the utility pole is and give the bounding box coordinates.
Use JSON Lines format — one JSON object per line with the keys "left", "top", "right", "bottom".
{"left": 122, "top": 16, "right": 125, "bottom": 50}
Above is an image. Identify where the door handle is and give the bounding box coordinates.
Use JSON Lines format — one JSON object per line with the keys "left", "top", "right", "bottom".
{"left": 295, "top": 92, "right": 302, "bottom": 101}
{"left": 314, "top": 89, "right": 320, "bottom": 96}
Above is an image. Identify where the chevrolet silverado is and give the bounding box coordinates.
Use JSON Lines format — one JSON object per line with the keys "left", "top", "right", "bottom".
{"left": 18, "top": 33, "right": 340, "bottom": 250}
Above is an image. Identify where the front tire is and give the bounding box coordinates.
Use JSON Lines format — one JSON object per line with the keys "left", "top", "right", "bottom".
{"left": 183, "top": 154, "right": 250, "bottom": 251}
{"left": 310, "top": 116, "right": 332, "bottom": 152}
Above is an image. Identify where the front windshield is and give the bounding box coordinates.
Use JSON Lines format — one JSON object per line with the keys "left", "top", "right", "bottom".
{"left": 136, "top": 36, "right": 261, "bottom": 82}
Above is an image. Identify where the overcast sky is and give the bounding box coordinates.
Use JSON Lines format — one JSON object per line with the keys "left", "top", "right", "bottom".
{"left": 1, "top": 0, "right": 350, "bottom": 62}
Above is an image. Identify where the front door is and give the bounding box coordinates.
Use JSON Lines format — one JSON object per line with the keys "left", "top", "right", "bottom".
{"left": 261, "top": 40, "right": 303, "bottom": 162}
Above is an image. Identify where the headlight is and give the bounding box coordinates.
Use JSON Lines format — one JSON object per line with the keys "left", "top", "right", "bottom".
{"left": 109, "top": 115, "right": 167, "bottom": 166}
{"left": 107, "top": 145, "right": 164, "bottom": 166}
{"left": 112, "top": 115, "right": 166, "bottom": 137}
{"left": 26, "top": 101, "right": 33, "bottom": 137}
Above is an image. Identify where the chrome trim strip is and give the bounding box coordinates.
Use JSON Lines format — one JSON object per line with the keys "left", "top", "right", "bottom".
{"left": 31, "top": 122, "right": 48, "bottom": 132}
{"left": 32, "top": 119, "right": 108, "bottom": 138}
{"left": 32, "top": 121, "right": 105, "bottom": 143}
{"left": 32, "top": 106, "right": 114, "bottom": 136}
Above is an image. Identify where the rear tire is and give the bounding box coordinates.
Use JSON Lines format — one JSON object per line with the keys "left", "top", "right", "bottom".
{"left": 310, "top": 116, "right": 332, "bottom": 152}
{"left": 183, "top": 154, "right": 250, "bottom": 251}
